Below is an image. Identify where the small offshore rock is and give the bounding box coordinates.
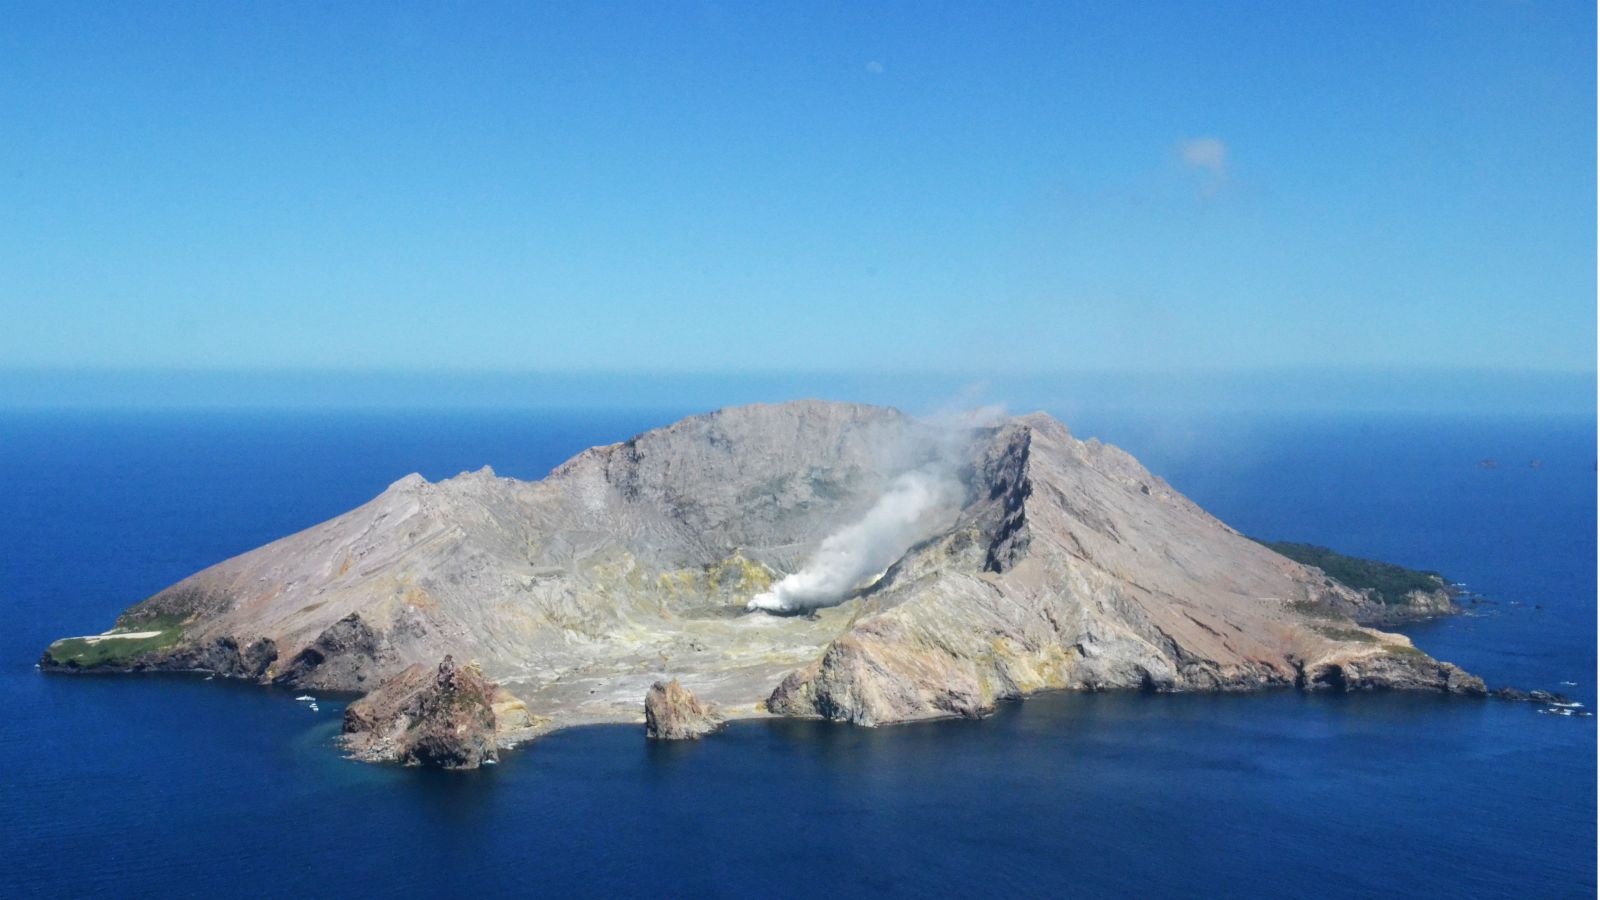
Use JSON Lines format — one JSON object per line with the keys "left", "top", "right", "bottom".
{"left": 644, "top": 679, "right": 722, "bottom": 740}
{"left": 1490, "top": 687, "right": 1573, "bottom": 705}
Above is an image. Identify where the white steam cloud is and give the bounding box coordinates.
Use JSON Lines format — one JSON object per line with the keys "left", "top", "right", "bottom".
{"left": 744, "top": 403, "right": 1005, "bottom": 616}
{"left": 746, "top": 465, "right": 958, "bottom": 614}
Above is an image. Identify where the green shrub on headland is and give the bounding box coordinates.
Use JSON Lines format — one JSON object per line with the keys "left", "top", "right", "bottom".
{"left": 1257, "top": 540, "right": 1447, "bottom": 606}
{"left": 44, "top": 624, "right": 183, "bottom": 668}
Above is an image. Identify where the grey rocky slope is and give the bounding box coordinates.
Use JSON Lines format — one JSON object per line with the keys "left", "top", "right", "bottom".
{"left": 42, "top": 400, "right": 1485, "bottom": 761}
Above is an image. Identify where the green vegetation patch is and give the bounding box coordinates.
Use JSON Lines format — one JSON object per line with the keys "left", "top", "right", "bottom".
{"left": 1257, "top": 540, "right": 1446, "bottom": 605}
{"left": 1383, "top": 644, "right": 1428, "bottom": 659}
{"left": 1311, "top": 625, "right": 1379, "bottom": 644}
{"left": 111, "top": 611, "right": 188, "bottom": 633}
{"left": 45, "top": 625, "right": 183, "bottom": 668}
{"left": 1285, "top": 599, "right": 1348, "bottom": 621}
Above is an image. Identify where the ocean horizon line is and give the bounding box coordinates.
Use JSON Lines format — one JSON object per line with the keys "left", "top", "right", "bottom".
{"left": 0, "top": 365, "right": 1592, "bottom": 416}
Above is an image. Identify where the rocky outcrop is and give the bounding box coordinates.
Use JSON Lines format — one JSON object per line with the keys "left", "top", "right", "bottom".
{"left": 644, "top": 679, "right": 723, "bottom": 739}
{"left": 44, "top": 400, "right": 1496, "bottom": 766}
{"left": 1299, "top": 646, "right": 1485, "bottom": 695}
{"left": 1351, "top": 588, "right": 1462, "bottom": 626}
{"left": 1490, "top": 687, "right": 1574, "bottom": 704}
{"left": 159, "top": 635, "right": 279, "bottom": 678}
{"left": 1305, "top": 584, "right": 1463, "bottom": 627}
{"left": 342, "top": 655, "right": 509, "bottom": 769}
{"left": 273, "top": 613, "right": 398, "bottom": 690}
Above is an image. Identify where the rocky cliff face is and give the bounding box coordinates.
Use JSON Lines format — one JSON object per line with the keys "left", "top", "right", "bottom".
{"left": 43, "top": 400, "right": 1488, "bottom": 765}
{"left": 1344, "top": 588, "right": 1462, "bottom": 626}
{"left": 766, "top": 414, "right": 1483, "bottom": 725}
{"left": 341, "top": 655, "right": 536, "bottom": 768}
{"left": 644, "top": 679, "right": 723, "bottom": 740}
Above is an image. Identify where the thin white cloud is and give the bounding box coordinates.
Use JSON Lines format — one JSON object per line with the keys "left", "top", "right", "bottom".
{"left": 1176, "top": 136, "right": 1231, "bottom": 199}
{"left": 1178, "top": 136, "right": 1227, "bottom": 174}
{"left": 865, "top": 60, "right": 885, "bottom": 75}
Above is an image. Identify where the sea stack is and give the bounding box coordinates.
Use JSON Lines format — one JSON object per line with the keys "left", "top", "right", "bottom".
{"left": 644, "top": 679, "right": 723, "bottom": 740}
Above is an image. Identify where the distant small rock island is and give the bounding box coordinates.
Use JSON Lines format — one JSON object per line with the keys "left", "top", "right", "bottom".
{"left": 41, "top": 401, "right": 1490, "bottom": 767}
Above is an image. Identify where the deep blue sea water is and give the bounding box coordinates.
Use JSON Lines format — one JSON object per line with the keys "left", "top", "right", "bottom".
{"left": 1, "top": 408, "right": 1593, "bottom": 898}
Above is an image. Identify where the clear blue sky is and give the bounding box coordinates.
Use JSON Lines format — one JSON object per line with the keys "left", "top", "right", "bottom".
{"left": 3, "top": 1, "right": 1594, "bottom": 375}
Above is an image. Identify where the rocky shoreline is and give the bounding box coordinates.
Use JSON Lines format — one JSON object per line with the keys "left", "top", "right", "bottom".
{"left": 39, "top": 401, "right": 1542, "bottom": 768}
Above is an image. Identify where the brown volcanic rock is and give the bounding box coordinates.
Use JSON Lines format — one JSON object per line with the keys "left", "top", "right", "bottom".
{"left": 1301, "top": 644, "right": 1486, "bottom": 695}
{"left": 342, "top": 655, "right": 507, "bottom": 768}
{"left": 644, "top": 679, "right": 723, "bottom": 740}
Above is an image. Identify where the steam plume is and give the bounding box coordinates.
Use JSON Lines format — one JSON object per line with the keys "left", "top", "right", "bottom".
{"left": 743, "top": 402, "right": 1003, "bottom": 615}
{"left": 746, "top": 465, "right": 958, "bottom": 614}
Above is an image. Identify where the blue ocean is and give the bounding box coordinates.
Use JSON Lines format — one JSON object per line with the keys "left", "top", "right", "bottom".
{"left": 1, "top": 408, "right": 1593, "bottom": 898}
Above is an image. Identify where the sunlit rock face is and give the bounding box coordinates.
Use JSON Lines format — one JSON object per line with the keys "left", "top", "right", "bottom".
{"left": 341, "top": 655, "right": 517, "bottom": 769}
{"left": 44, "top": 399, "right": 1483, "bottom": 764}
{"left": 644, "top": 679, "right": 722, "bottom": 740}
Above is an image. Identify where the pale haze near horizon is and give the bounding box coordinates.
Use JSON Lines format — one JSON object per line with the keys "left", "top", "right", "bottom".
{"left": 1, "top": 2, "right": 1594, "bottom": 381}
